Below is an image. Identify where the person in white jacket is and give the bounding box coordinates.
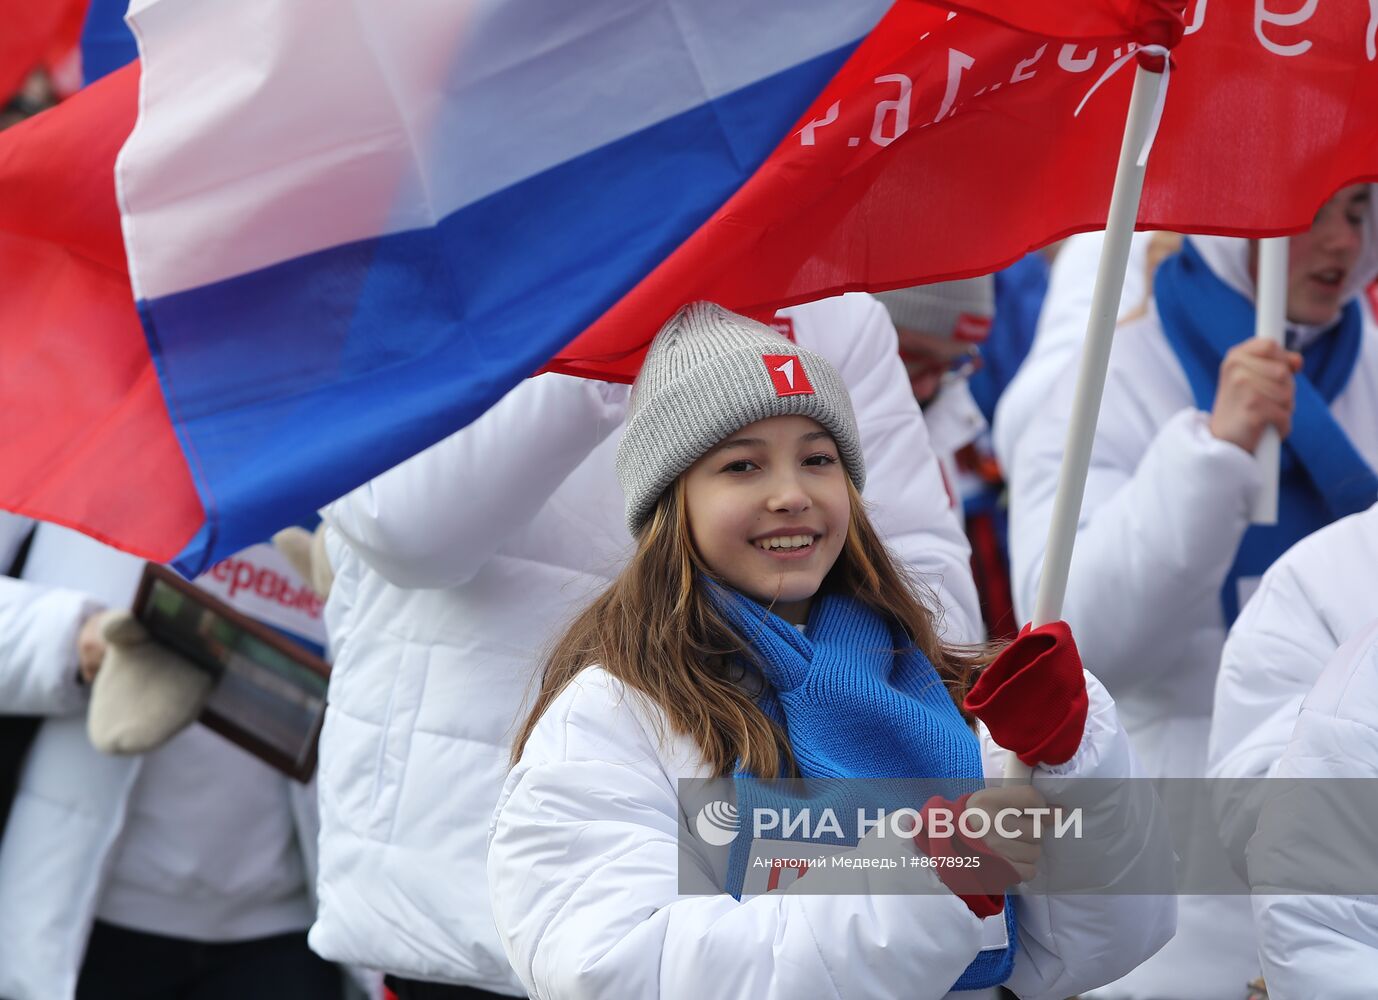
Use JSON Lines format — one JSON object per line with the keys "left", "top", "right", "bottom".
{"left": 488, "top": 301, "right": 1174, "bottom": 999}
{"left": 1007, "top": 184, "right": 1378, "bottom": 999}
{"left": 0, "top": 522, "right": 338, "bottom": 1000}
{"left": 1246, "top": 615, "right": 1378, "bottom": 1000}
{"left": 1209, "top": 501, "right": 1378, "bottom": 877}
{"left": 312, "top": 292, "right": 986, "bottom": 996}
{"left": 992, "top": 231, "right": 1151, "bottom": 478}
{"left": 873, "top": 276, "right": 994, "bottom": 512}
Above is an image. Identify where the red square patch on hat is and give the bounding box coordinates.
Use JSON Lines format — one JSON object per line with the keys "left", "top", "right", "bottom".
{"left": 762, "top": 354, "right": 815, "bottom": 397}
{"left": 953, "top": 313, "right": 993, "bottom": 343}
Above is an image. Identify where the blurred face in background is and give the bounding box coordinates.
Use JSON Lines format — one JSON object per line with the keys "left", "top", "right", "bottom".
{"left": 1263, "top": 184, "right": 1370, "bottom": 327}
{"left": 896, "top": 327, "right": 981, "bottom": 407}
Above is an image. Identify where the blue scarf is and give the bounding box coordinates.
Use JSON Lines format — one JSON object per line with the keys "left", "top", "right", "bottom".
{"left": 1155, "top": 241, "right": 1377, "bottom": 623}
{"left": 712, "top": 586, "right": 1016, "bottom": 990}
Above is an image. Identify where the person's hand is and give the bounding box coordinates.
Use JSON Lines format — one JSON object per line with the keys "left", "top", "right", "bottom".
{"left": 912, "top": 785, "right": 1048, "bottom": 918}
{"left": 76, "top": 610, "right": 115, "bottom": 684}
{"left": 1208, "top": 339, "right": 1302, "bottom": 453}
{"left": 272, "top": 524, "right": 334, "bottom": 598}
{"left": 86, "top": 611, "right": 214, "bottom": 755}
{"left": 962, "top": 784, "right": 1047, "bottom": 884}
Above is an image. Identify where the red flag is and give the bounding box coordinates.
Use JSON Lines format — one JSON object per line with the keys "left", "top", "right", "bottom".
{"left": 942, "top": 0, "right": 1186, "bottom": 43}
{"left": 0, "top": 63, "right": 203, "bottom": 555}
{"left": 550, "top": 0, "right": 1377, "bottom": 380}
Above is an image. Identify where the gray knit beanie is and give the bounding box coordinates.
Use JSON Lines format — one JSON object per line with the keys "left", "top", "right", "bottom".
{"left": 617, "top": 302, "right": 864, "bottom": 534}
{"left": 873, "top": 275, "right": 995, "bottom": 341}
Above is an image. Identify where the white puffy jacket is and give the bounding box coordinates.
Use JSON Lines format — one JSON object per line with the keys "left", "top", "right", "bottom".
{"left": 0, "top": 525, "right": 325, "bottom": 1000}
{"left": 1209, "top": 502, "right": 1378, "bottom": 874}
{"left": 991, "top": 231, "right": 1150, "bottom": 477}
{"left": 487, "top": 666, "right": 1174, "bottom": 1000}
{"left": 1249, "top": 616, "right": 1378, "bottom": 1000}
{"left": 1005, "top": 228, "right": 1378, "bottom": 999}
{"left": 922, "top": 379, "right": 987, "bottom": 513}
{"left": 313, "top": 293, "right": 985, "bottom": 988}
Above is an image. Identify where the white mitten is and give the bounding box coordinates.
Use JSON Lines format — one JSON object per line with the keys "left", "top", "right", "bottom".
{"left": 272, "top": 524, "right": 334, "bottom": 598}
{"left": 86, "top": 611, "right": 215, "bottom": 755}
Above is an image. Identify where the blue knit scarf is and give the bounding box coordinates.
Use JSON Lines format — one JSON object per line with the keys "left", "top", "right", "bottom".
{"left": 1156, "top": 241, "right": 1377, "bottom": 623}
{"left": 711, "top": 585, "right": 1016, "bottom": 990}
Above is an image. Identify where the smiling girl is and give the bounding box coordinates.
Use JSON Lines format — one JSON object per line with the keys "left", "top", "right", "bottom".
{"left": 487, "top": 302, "right": 1173, "bottom": 999}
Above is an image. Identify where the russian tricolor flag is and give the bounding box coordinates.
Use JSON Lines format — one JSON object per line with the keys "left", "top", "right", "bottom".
{"left": 121, "top": 0, "right": 899, "bottom": 575}
{"left": 1, "top": 0, "right": 1374, "bottom": 576}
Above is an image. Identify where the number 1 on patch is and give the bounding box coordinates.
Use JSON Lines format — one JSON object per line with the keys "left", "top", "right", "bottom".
{"left": 762, "top": 354, "right": 815, "bottom": 397}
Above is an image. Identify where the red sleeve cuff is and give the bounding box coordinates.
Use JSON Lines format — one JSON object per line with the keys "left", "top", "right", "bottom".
{"left": 964, "top": 621, "right": 1089, "bottom": 766}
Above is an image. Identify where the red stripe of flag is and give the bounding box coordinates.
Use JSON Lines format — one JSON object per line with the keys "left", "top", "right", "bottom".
{"left": 0, "top": 62, "right": 202, "bottom": 560}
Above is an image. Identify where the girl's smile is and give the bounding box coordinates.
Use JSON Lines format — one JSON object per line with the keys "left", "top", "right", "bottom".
{"left": 751, "top": 529, "right": 820, "bottom": 555}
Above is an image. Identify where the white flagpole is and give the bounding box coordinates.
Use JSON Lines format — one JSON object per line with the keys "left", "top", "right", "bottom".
{"left": 1005, "top": 63, "right": 1165, "bottom": 783}
{"left": 1250, "top": 237, "right": 1289, "bottom": 525}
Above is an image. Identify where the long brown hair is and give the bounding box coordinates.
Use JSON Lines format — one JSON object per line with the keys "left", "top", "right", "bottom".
{"left": 511, "top": 476, "right": 987, "bottom": 778}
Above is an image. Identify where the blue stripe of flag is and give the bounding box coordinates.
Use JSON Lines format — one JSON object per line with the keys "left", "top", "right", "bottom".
{"left": 144, "top": 43, "right": 858, "bottom": 576}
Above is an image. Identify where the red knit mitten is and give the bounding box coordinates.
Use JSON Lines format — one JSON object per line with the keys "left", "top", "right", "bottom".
{"left": 964, "top": 621, "right": 1088, "bottom": 767}
{"left": 912, "top": 794, "right": 1022, "bottom": 919}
